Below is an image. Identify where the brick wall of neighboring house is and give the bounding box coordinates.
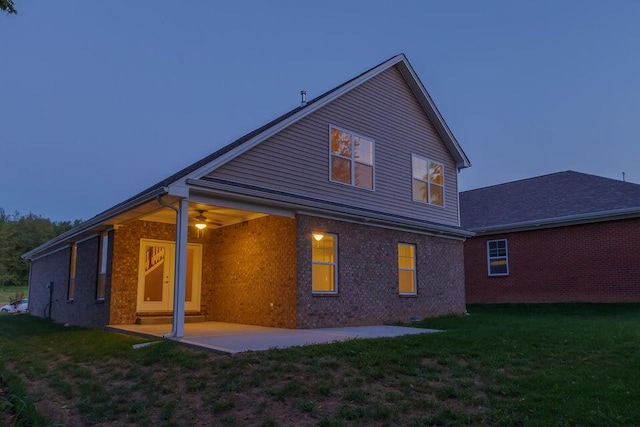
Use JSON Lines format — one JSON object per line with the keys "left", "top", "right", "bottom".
{"left": 205, "top": 215, "right": 297, "bottom": 328}
{"left": 296, "top": 214, "right": 466, "bottom": 328}
{"left": 464, "top": 218, "right": 640, "bottom": 303}
{"left": 28, "top": 236, "right": 111, "bottom": 327}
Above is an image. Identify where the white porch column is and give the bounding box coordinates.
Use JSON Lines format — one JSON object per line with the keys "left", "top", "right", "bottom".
{"left": 165, "top": 198, "right": 189, "bottom": 339}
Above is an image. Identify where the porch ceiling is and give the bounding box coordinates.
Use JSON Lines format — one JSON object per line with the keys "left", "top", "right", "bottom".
{"left": 138, "top": 202, "right": 268, "bottom": 228}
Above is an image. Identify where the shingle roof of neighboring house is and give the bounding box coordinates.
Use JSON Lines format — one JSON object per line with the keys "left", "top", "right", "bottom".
{"left": 460, "top": 171, "right": 640, "bottom": 232}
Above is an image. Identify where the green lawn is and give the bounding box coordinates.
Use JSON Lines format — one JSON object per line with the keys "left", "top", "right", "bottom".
{"left": 0, "top": 285, "right": 28, "bottom": 303}
{"left": 1, "top": 304, "right": 639, "bottom": 426}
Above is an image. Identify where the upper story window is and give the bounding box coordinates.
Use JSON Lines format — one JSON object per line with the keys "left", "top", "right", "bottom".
{"left": 412, "top": 155, "right": 444, "bottom": 207}
{"left": 487, "top": 239, "right": 509, "bottom": 276}
{"left": 330, "top": 125, "right": 374, "bottom": 190}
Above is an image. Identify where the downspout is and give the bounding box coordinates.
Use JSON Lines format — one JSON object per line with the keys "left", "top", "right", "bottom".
{"left": 157, "top": 192, "right": 188, "bottom": 338}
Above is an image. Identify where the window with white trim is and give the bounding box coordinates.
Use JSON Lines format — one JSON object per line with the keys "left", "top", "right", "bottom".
{"left": 312, "top": 233, "right": 338, "bottom": 293}
{"left": 96, "top": 233, "right": 108, "bottom": 300}
{"left": 412, "top": 155, "right": 444, "bottom": 207}
{"left": 398, "top": 243, "right": 417, "bottom": 294}
{"left": 68, "top": 243, "right": 77, "bottom": 300}
{"left": 330, "top": 126, "right": 374, "bottom": 190}
{"left": 487, "top": 239, "right": 509, "bottom": 276}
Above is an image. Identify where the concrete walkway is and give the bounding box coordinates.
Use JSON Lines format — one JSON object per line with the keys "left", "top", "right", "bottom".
{"left": 110, "top": 321, "right": 440, "bottom": 355}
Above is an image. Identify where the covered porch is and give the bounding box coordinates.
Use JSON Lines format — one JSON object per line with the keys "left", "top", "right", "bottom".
{"left": 106, "top": 190, "right": 299, "bottom": 337}
{"left": 109, "top": 321, "right": 440, "bottom": 355}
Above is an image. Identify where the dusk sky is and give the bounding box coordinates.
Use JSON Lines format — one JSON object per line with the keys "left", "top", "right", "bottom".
{"left": 2, "top": 1, "right": 639, "bottom": 222}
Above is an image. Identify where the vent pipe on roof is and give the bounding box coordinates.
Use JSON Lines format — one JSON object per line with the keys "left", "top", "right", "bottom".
{"left": 622, "top": 172, "right": 626, "bottom": 182}
{"left": 300, "top": 90, "right": 307, "bottom": 107}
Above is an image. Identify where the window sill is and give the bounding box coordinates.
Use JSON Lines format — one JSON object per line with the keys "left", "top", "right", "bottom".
{"left": 66, "top": 299, "right": 74, "bottom": 303}
{"left": 312, "top": 292, "right": 339, "bottom": 297}
{"left": 95, "top": 299, "right": 105, "bottom": 304}
{"left": 399, "top": 294, "right": 418, "bottom": 298}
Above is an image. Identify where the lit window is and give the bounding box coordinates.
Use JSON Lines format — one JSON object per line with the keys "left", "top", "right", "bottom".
{"left": 412, "top": 155, "right": 444, "bottom": 207}
{"left": 398, "top": 243, "right": 416, "bottom": 294}
{"left": 96, "top": 233, "right": 108, "bottom": 300}
{"left": 312, "top": 233, "right": 338, "bottom": 293}
{"left": 330, "top": 126, "right": 374, "bottom": 190}
{"left": 487, "top": 239, "right": 509, "bottom": 276}
{"left": 68, "top": 243, "right": 77, "bottom": 300}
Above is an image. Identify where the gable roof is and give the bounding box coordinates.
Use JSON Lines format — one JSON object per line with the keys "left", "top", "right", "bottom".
{"left": 24, "top": 54, "right": 471, "bottom": 260}
{"left": 460, "top": 171, "right": 640, "bottom": 232}
{"left": 121, "top": 53, "right": 470, "bottom": 204}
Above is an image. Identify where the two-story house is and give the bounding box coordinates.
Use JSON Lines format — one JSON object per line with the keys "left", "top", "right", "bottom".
{"left": 23, "top": 54, "right": 472, "bottom": 337}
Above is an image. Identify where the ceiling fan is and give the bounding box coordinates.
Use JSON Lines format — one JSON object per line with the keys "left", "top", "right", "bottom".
{"left": 193, "top": 209, "right": 223, "bottom": 229}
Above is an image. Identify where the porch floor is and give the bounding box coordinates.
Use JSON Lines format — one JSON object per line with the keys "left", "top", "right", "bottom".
{"left": 108, "top": 321, "right": 440, "bottom": 355}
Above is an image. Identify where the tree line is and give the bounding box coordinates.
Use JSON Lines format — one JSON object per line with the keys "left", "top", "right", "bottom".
{"left": 0, "top": 208, "right": 81, "bottom": 287}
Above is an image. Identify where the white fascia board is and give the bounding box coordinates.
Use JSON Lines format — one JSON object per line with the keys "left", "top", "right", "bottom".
{"left": 396, "top": 61, "right": 471, "bottom": 169}
{"left": 469, "top": 207, "right": 640, "bottom": 235}
{"left": 174, "top": 55, "right": 408, "bottom": 186}
{"left": 187, "top": 179, "right": 474, "bottom": 239}
{"left": 22, "top": 187, "right": 168, "bottom": 260}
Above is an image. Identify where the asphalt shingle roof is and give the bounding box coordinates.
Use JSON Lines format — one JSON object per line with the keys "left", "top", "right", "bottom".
{"left": 460, "top": 171, "right": 640, "bottom": 230}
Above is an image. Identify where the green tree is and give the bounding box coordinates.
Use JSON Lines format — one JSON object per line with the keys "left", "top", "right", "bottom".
{"left": 0, "top": 208, "right": 81, "bottom": 287}
{"left": 0, "top": 0, "right": 16, "bottom": 14}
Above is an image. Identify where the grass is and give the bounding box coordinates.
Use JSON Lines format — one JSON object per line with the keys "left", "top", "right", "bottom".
{"left": 0, "top": 304, "right": 639, "bottom": 426}
{"left": 0, "top": 285, "right": 28, "bottom": 303}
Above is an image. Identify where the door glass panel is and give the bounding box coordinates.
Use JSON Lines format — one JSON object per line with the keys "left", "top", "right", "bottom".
{"left": 143, "top": 245, "right": 165, "bottom": 302}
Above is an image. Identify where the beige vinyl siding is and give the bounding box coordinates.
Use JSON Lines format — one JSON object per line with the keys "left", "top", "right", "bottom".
{"left": 208, "top": 66, "right": 460, "bottom": 226}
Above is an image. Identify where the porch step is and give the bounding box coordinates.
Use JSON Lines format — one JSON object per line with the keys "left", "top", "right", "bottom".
{"left": 135, "top": 315, "right": 206, "bottom": 325}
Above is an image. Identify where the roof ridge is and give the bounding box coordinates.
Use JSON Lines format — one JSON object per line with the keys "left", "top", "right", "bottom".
{"left": 460, "top": 170, "right": 574, "bottom": 194}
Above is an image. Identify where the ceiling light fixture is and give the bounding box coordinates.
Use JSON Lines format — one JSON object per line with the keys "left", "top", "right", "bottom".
{"left": 194, "top": 210, "right": 208, "bottom": 230}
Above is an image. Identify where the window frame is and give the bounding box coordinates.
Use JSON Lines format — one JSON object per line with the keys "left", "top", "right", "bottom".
{"left": 67, "top": 243, "right": 77, "bottom": 301}
{"left": 411, "top": 154, "right": 445, "bottom": 208}
{"left": 328, "top": 125, "right": 376, "bottom": 191}
{"left": 487, "top": 239, "right": 509, "bottom": 276}
{"left": 96, "top": 232, "right": 108, "bottom": 301}
{"left": 311, "top": 233, "right": 339, "bottom": 295}
{"left": 398, "top": 243, "right": 417, "bottom": 295}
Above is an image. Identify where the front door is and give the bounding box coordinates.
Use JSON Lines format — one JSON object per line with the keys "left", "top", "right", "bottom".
{"left": 137, "top": 239, "right": 202, "bottom": 313}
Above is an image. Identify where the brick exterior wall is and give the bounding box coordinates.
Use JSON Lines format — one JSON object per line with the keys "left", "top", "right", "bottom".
{"left": 205, "top": 215, "right": 297, "bottom": 328}
{"left": 33, "top": 213, "right": 466, "bottom": 329}
{"left": 296, "top": 214, "right": 466, "bottom": 328}
{"left": 464, "top": 218, "right": 640, "bottom": 303}
{"left": 29, "top": 247, "right": 70, "bottom": 322}
{"left": 110, "top": 221, "right": 178, "bottom": 324}
{"left": 28, "top": 235, "right": 111, "bottom": 327}
{"left": 109, "top": 216, "right": 297, "bottom": 327}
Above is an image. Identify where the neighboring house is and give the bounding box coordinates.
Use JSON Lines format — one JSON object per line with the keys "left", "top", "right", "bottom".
{"left": 23, "top": 54, "right": 472, "bottom": 337}
{"left": 461, "top": 171, "right": 640, "bottom": 303}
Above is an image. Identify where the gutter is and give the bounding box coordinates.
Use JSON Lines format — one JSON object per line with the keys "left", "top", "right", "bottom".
{"left": 468, "top": 206, "right": 640, "bottom": 235}
{"left": 22, "top": 187, "right": 168, "bottom": 260}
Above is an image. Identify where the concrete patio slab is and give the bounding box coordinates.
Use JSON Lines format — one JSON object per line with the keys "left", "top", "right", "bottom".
{"left": 109, "top": 321, "right": 440, "bottom": 355}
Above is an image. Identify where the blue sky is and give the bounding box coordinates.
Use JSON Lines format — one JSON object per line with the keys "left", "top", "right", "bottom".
{"left": 2, "top": 1, "right": 639, "bottom": 221}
